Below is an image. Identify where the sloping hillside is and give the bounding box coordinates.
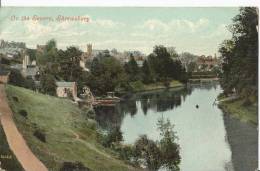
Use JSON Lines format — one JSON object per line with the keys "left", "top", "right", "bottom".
{"left": 5, "top": 85, "right": 138, "bottom": 171}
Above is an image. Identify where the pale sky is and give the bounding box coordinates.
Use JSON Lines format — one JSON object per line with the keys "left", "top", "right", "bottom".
{"left": 0, "top": 7, "right": 239, "bottom": 55}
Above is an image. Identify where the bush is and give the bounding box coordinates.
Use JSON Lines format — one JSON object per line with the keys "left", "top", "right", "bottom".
{"left": 242, "top": 98, "right": 252, "bottom": 106}
{"left": 19, "top": 109, "right": 28, "bottom": 118}
{"left": 12, "top": 96, "right": 19, "bottom": 102}
{"left": 60, "top": 161, "right": 91, "bottom": 171}
{"left": 8, "top": 69, "right": 27, "bottom": 87}
{"left": 101, "top": 127, "right": 123, "bottom": 148}
{"left": 130, "top": 81, "right": 144, "bottom": 91}
{"left": 33, "top": 129, "right": 46, "bottom": 143}
{"left": 86, "top": 110, "right": 95, "bottom": 119}
{"left": 0, "top": 57, "right": 10, "bottom": 65}
{"left": 163, "top": 80, "right": 170, "bottom": 88}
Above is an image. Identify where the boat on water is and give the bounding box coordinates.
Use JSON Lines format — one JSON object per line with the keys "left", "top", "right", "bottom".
{"left": 94, "top": 92, "right": 121, "bottom": 106}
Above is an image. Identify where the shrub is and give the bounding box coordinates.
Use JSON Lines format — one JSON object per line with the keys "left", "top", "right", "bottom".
{"left": 0, "top": 57, "right": 10, "bottom": 65}
{"left": 242, "top": 98, "right": 252, "bottom": 106}
{"left": 8, "top": 69, "right": 27, "bottom": 87}
{"left": 33, "top": 129, "right": 46, "bottom": 143}
{"left": 60, "top": 161, "right": 91, "bottom": 171}
{"left": 163, "top": 80, "right": 170, "bottom": 88}
{"left": 19, "top": 110, "right": 27, "bottom": 118}
{"left": 12, "top": 96, "right": 19, "bottom": 102}
{"left": 130, "top": 81, "right": 144, "bottom": 91}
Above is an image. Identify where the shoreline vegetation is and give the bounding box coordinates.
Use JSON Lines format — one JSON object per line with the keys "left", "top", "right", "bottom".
{"left": 118, "top": 80, "right": 184, "bottom": 94}
{"left": 4, "top": 85, "right": 141, "bottom": 171}
{"left": 218, "top": 97, "right": 258, "bottom": 126}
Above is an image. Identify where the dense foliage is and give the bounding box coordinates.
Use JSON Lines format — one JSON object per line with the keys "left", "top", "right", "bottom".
{"left": 101, "top": 117, "right": 181, "bottom": 171}
{"left": 36, "top": 39, "right": 188, "bottom": 96}
{"left": 219, "top": 7, "right": 258, "bottom": 104}
{"left": 146, "top": 46, "right": 188, "bottom": 84}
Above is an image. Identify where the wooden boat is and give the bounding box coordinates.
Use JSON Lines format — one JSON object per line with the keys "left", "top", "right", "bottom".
{"left": 94, "top": 92, "right": 121, "bottom": 106}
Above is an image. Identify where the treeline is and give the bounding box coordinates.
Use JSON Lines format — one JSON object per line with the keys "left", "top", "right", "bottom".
{"left": 87, "top": 45, "right": 187, "bottom": 95}
{"left": 34, "top": 40, "right": 187, "bottom": 96}
{"left": 219, "top": 7, "right": 258, "bottom": 104}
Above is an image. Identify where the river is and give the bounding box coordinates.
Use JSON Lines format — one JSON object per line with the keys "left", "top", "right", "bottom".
{"left": 95, "top": 83, "right": 256, "bottom": 171}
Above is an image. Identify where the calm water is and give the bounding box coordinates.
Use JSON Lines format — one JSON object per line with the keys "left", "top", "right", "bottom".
{"left": 96, "top": 84, "right": 233, "bottom": 171}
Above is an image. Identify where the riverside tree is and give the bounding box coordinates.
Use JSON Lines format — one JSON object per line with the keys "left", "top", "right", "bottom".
{"left": 147, "top": 45, "right": 187, "bottom": 83}
{"left": 132, "top": 116, "right": 181, "bottom": 171}
{"left": 219, "top": 7, "right": 258, "bottom": 103}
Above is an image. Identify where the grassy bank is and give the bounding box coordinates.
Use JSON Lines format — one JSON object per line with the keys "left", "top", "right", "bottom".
{"left": 5, "top": 85, "right": 139, "bottom": 171}
{"left": 0, "top": 124, "right": 24, "bottom": 171}
{"left": 218, "top": 99, "right": 258, "bottom": 125}
{"left": 129, "top": 80, "right": 184, "bottom": 92}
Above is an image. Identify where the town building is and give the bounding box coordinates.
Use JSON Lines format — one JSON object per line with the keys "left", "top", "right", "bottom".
{"left": 0, "top": 40, "right": 26, "bottom": 58}
{"left": 56, "top": 81, "right": 77, "bottom": 98}
{"left": 10, "top": 52, "right": 40, "bottom": 79}
{"left": 0, "top": 39, "right": 26, "bottom": 49}
{"left": 196, "top": 54, "right": 220, "bottom": 71}
{"left": 122, "top": 51, "right": 146, "bottom": 67}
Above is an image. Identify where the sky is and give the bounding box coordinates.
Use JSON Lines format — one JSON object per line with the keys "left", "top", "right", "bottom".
{"left": 0, "top": 7, "right": 240, "bottom": 55}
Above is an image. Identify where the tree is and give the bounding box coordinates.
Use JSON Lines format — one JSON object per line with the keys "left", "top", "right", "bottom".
{"left": 39, "top": 69, "right": 57, "bottom": 96}
{"left": 141, "top": 60, "right": 153, "bottom": 84}
{"left": 179, "top": 52, "right": 198, "bottom": 72}
{"left": 134, "top": 135, "right": 162, "bottom": 171}
{"left": 167, "top": 47, "right": 179, "bottom": 59}
{"left": 36, "top": 39, "right": 58, "bottom": 65}
{"left": 124, "top": 54, "right": 140, "bottom": 82}
{"left": 157, "top": 116, "right": 181, "bottom": 171}
{"left": 26, "top": 48, "right": 37, "bottom": 61}
{"left": 8, "top": 69, "right": 26, "bottom": 87}
{"left": 148, "top": 45, "right": 187, "bottom": 83}
{"left": 102, "top": 127, "right": 123, "bottom": 147}
{"left": 87, "top": 57, "right": 127, "bottom": 95}
{"left": 219, "top": 7, "right": 258, "bottom": 102}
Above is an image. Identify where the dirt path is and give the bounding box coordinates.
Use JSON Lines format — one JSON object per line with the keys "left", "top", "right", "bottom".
{"left": 0, "top": 84, "right": 48, "bottom": 171}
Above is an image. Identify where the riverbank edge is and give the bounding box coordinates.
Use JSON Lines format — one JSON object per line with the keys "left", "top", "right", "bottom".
{"left": 217, "top": 99, "right": 258, "bottom": 126}
{"left": 220, "top": 105, "right": 258, "bottom": 171}
{"left": 117, "top": 82, "right": 185, "bottom": 95}
{"left": 217, "top": 97, "right": 258, "bottom": 171}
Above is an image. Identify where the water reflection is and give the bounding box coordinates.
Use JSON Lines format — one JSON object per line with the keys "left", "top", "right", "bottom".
{"left": 95, "top": 83, "right": 233, "bottom": 171}
{"left": 95, "top": 83, "right": 219, "bottom": 130}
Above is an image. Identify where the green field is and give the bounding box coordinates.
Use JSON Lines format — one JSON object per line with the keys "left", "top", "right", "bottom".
{"left": 5, "top": 85, "right": 140, "bottom": 171}
{"left": 219, "top": 99, "right": 258, "bottom": 125}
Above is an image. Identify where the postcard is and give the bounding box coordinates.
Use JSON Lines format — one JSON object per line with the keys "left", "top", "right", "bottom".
{"left": 0, "top": 6, "right": 258, "bottom": 171}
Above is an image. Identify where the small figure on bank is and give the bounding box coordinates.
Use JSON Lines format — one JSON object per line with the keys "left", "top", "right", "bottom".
{"left": 196, "top": 104, "right": 199, "bottom": 109}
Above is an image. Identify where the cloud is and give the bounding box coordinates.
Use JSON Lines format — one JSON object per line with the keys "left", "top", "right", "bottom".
{"left": 206, "top": 24, "right": 231, "bottom": 38}
{"left": 141, "top": 19, "right": 169, "bottom": 31}
{"left": 138, "top": 18, "right": 209, "bottom": 33}
{"left": 169, "top": 18, "right": 209, "bottom": 32}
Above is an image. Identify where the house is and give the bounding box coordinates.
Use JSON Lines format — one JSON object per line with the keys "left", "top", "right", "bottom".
{"left": 196, "top": 54, "right": 220, "bottom": 71}
{"left": 56, "top": 81, "right": 77, "bottom": 99}
{"left": 0, "top": 68, "right": 10, "bottom": 84}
